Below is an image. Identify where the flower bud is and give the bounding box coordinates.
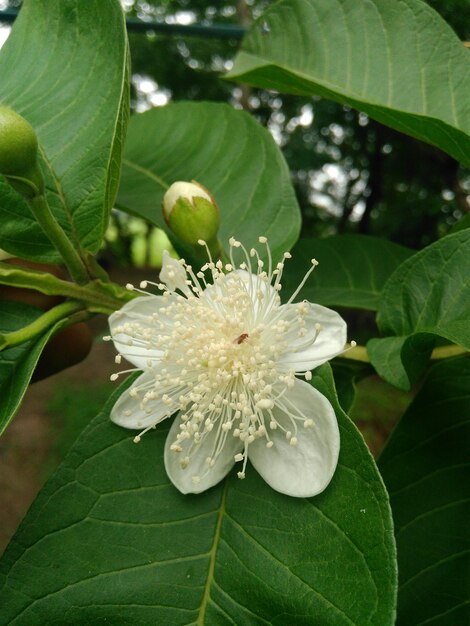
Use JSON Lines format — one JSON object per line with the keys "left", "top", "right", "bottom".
{"left": 162, "top": 181, "right": 220, "bottom": 247}
{"left": 0, "top": 106, "right": 44, "bottom": 197}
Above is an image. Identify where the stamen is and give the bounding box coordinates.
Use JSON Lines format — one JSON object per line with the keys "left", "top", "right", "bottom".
{"left": 109, "top": 235, "right": 348, "bottom": 482}
{"left": 286, "top": 259, "right": 319, "bottom": 305}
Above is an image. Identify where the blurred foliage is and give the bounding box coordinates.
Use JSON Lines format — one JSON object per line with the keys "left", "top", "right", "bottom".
{"left": 103, "top": 213, "right": 178, "bottom": 268}
{"left": 2, "top": 0, "right": 470, "bottom": 255}
{"left": 123, "top": 0, "right": 470, "bottom": 251}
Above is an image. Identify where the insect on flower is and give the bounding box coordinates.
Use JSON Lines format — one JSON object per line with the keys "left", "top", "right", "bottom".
{"left": 106, "top": 237, "right": 353, "bottom": 497}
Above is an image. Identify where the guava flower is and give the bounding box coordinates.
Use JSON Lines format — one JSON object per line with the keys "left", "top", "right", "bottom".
{"left": 107, "top": 237, "right": 351, "bottom": 497}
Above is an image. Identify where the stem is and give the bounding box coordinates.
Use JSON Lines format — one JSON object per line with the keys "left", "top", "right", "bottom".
{"left": 430, "top": 345, "right": 468, "bottom": 360}
{"left": 0, "top": 263, "right": 135, "bottom": 313}
{"left": 0, "top": 300, "right": 84, "bottom": 350}
{"left": 83, "top": 251, "right": 110, "bottom": 281}
{"left": 338, "top": 343, "right": 468, "bottom": 363}
{"left": 28, "top": 194, "right": 89, "bottom": 284}
{"left": 339, "top": 345, "right": 370, "bottom": 362}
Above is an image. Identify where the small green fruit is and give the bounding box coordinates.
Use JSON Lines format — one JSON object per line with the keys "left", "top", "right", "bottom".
{"left": 0, "top": 105, "right": 44, "bottom": 196}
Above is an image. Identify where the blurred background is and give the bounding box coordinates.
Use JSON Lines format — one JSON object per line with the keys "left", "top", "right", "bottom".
{"left": 0, "top": 0, "right": 468, "bottom": 551}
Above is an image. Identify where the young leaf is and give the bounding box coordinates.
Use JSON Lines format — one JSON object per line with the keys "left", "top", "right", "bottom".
{"left": 367, "top": 335, "right": 435, "bottom": 391}
{"left": 0, "top": 365, "right": 396, "bottom": 625}
{"left": 0, "top": 0, "right": 129, "bottom": 262}
{"left": 378, "top": 358, "right": 470, "bottom": 626}
{"left": 227, "top": 0, "right": 470, "bottom": 167}
{"left": 0, "top": 301, "right": 64, "bottom": 435}
{"left": 282, "top": 235, "right": 413, "bottom": 310}
{"left": 116, "top": 102, "right": 301, "bottom": 261}
{"left": 331, "top": 360, "right": 372, "bottom": 413}
{"left": 368, "top": 230, "right": 470, "bottom": 389}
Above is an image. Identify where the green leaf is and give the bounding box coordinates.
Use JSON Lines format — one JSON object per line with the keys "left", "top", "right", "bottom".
{"left": 378, "top": 357, "right": 470, "bottom": 626}
{"left": 117, "top": 102, "right": 301, "bottom": 260}
{"left": 331, "top": 360, "right": 372, "bottom": 413}
{"left": 0, "top": 365, "right": 396, "bottom": 625}
{"left": 449, "top": 213, "right": 470, "bottom": 234}
{"left": 282, "top": 235, "right": 413, "bottom": 310}
{"left": 367, "top": 335, "right": 435, "bottom": 391}
{"left": 368, "top": 230, "right": 470, "bottom": 389}
{"left": 0, "top": 0, "right": 129, "bottom": 261}
{"left": 227, "top": 0, "right": 470, "bottom": 167}
{"left": 0, "top": 301, "right": 63, "bottom": 435}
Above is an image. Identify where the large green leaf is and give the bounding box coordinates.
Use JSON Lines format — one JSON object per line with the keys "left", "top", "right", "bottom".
{"left": 283, "top": 235, "right": 413, "bottom": 310}
{"left": 378, "top": 358, "right": 470, "bottom": 626}
{"left": 0, "top": 365, "right": 396, "bottom": 625}
{"left": 0, "top": 301, "right": 63, "bottom": 435}
{"left": 227, "top": 0, "right": 470, "bottom": 168}
{"left": 0, "top": 0, "right": 129, "bottom": 262}
{"left": 117, "top": 102, "right": 301, "bottom": 261}
{"left": 368, "top": 230, "right": 470, "bottom": 389}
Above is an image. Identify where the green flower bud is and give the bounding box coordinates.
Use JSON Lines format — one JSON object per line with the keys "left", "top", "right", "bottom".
{"left": 0, "top": 105, "right": 44, "bottom": 197}
{"left": 163, "top": 181, "right": 220, "bottom": 248}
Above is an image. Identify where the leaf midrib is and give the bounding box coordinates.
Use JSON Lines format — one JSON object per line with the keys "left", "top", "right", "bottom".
{"left": 121, "top": 158, "right": 169, "bottom": 190}
{"left": 40, "top": 147, "right": 83, "bottom": 251}
{"left": 196, "top": 480, "right": 228, "bottom": 626}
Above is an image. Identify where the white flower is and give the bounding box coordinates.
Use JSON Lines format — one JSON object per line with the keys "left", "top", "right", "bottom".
{"left": 107, "top": 237, "right": 350, "bottom": 498}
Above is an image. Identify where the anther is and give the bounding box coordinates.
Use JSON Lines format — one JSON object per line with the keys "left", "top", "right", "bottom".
{"left": 256, "top": 398, "right": 274, "bottom": 410}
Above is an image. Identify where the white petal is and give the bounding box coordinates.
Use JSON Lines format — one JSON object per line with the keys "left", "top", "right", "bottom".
{"left": 164, "top": 415, "right": 243, "bottom": 494}
{"left": 159, "top": 250, "right": 190, "bottom": 295}
{"left": 109, "top": 294, "right": 168, "bottom": 369}
{"left": 248, "top": 379, "right": 339, "bottom": 497}
{"left": 110, "top": 372, "right": 174, "bottom": 430}
{"left": 278, "top": 303, "right": 347, "bottom": 371}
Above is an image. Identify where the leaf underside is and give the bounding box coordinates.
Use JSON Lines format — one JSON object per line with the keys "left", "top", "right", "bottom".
{"left": 0, "top": 0, "right": 129, "bottom": 261}
{"left": 227, "top": 0, "right": 470, "bottom": 168}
